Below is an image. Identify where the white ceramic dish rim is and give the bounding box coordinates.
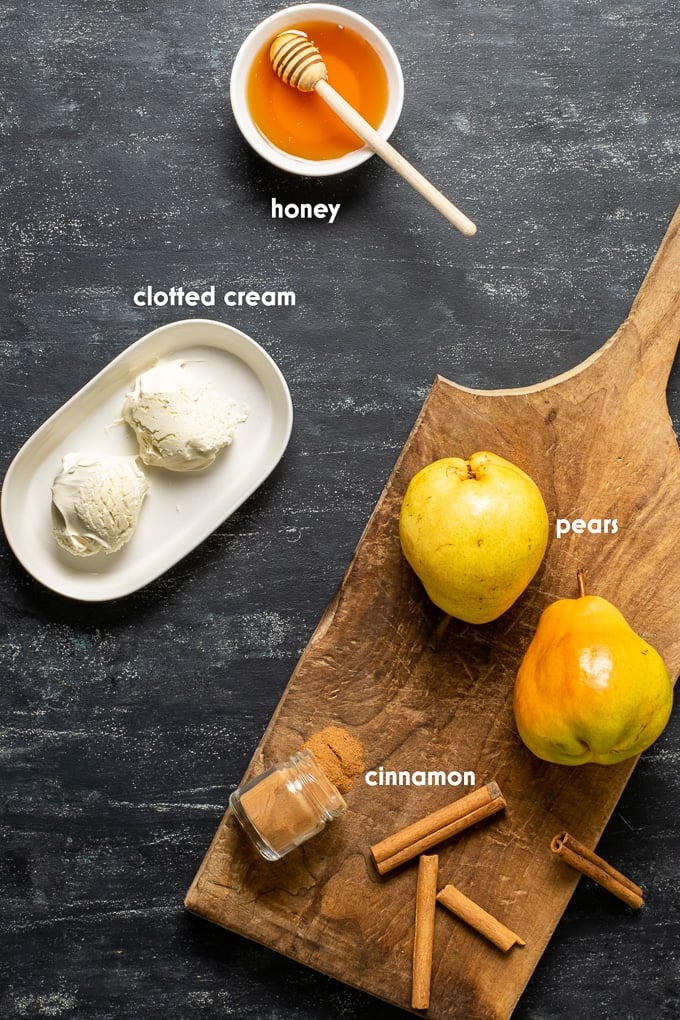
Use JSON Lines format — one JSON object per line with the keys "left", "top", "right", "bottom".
{"left": 230, "top": 3, "right": 405, "bottom": 177}
{"left": 0, "top": 319, "right": 294, "bottom": 602}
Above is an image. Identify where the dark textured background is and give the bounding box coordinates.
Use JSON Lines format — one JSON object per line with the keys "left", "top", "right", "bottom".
{"left": 1, "top": 1, "right": 678, "bottom": 1017}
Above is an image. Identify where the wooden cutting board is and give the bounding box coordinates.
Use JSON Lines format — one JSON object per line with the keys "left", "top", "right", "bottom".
{"left": 185, "top": 206, "right": 680, "bottom": 1019}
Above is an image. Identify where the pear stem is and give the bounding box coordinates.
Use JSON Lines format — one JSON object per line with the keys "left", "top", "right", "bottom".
{"left": 576, "top": 569, "right": 587, "bottom": 598}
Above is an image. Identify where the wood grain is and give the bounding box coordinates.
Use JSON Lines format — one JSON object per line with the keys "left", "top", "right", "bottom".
{"left": 185, "top": 206, "right": 680, "bottom": 1017}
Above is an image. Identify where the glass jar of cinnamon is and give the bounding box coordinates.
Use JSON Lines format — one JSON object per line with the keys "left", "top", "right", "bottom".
{"left": 229, "top": 748, "right": 347, "bottom": 861}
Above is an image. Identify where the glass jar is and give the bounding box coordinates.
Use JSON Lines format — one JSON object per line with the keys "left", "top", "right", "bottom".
{"left": 229, "top": 748, "right": 347, "bottom": 861}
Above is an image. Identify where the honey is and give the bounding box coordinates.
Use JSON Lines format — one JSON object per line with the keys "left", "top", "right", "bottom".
{"left": 246, "top": 20, "right": 389, "bottom": 161}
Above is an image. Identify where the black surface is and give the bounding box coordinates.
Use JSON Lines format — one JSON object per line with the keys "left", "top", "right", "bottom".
{"left": 1, "top": 2, "right": 679, "bottom": 1018}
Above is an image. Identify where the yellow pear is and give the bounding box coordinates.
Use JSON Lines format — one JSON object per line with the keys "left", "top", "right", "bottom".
{"left": 399, "top": 451, "right": 549, "bottom": 623}
{"left": 513, "top": 572, "right": 674, "bottom": 765}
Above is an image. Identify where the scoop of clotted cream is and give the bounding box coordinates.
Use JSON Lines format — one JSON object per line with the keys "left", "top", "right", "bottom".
{"left": 51, "top": 453, "right": 149, "bottom": 556}
{"left": 122, "top": 360, "right": 249, "bottom": 471}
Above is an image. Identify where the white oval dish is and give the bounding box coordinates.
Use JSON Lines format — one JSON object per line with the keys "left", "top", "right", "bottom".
{"left": 230, "top": 3, "right": 404, "bottom": 177}
{"left": 1, "top": 319, "right": 293, "bottom": 602}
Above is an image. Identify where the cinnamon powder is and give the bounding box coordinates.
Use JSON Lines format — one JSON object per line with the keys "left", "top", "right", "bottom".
{"left": 303, "top": 725, "right": 365, "bottom": 794}
{"left": 238, "top": 763, "right": 322, "bottom": 854}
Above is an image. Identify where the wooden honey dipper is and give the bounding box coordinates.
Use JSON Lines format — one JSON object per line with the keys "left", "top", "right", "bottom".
{"left": 270, "top": 31, "right": 477, "bottom": 237}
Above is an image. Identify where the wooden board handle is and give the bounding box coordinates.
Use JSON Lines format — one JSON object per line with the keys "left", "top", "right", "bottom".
{"left": 628, "top": 204, "right": 680, "bottom": 365}
{"left": 490, "top": 205, "right": 680, "bottom": 398}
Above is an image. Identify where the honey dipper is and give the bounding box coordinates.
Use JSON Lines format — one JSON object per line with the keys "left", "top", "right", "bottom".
{"left": 270, "top": 31, "right": 477, "bottom": 237}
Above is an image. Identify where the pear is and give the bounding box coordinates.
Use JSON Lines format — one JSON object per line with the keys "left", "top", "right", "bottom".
{"left": 399, "top": 452, "right": 549, "bottom": 624}
{"left": 513, "top": 571, "right": 674, "bottom": 765}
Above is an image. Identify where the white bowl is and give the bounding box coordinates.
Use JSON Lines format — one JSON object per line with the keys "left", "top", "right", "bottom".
{"left": 230, "top": 3, "right": 404, "bottom": 177}
{"left": 1, "top": 320, "right": 293, "bottom": 601}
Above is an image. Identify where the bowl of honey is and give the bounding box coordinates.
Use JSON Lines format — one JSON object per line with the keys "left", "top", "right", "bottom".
{"left": 230, "top": 4, "right": 404, "bottom": 176}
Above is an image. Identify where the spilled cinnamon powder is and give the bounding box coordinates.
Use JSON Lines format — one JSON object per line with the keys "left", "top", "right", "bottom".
{"left": 304, "top": 725, "right": 365, "bottom": 794}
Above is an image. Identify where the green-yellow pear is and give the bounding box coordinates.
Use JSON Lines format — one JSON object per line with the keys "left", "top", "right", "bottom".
{"left": 513, "top": 571, "right": 674, "bottom": 765}
{"left": 399, "top": 451, "right": 549, "bottom": 623}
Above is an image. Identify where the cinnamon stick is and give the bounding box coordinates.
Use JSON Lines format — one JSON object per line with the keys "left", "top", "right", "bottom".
{"left": 550, "top": 831, "right": 644, "bottom": 909}
{"left": 411, "top": 855, "right": 438, "bottom": 1010}
{"left": 369, "top": 781, "right": 506, "bottom": 875}
{"left": 436, "top": 883, "right": 525, "bottom": 952}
